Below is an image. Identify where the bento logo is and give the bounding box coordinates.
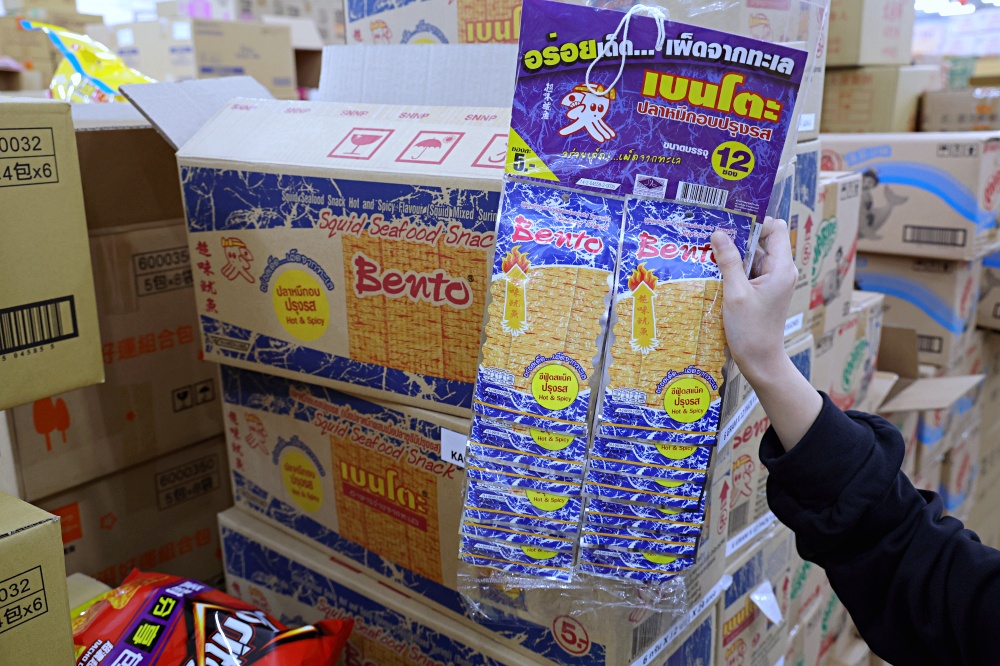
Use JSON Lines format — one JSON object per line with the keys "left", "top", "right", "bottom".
{"left": 352, "top": 251, "right": 472, "bottom": 309}
{"left": 635, "top": 231, "right": 716, "bottom": 264}
{"left": 339, "top": 462, "right": 429, "bottom": 530}
{"left": 641, "top": 71, "right": 784, "bottom": 123}
{"left": 511, "top": 215, "right": 605, "bottom": 254}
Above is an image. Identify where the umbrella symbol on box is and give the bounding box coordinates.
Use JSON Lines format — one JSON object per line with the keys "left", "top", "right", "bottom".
{"left": 397, "top": 131, "right": 464, "bottom": 164}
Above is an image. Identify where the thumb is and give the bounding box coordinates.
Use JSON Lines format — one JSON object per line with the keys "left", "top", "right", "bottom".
{"left": 711, "top": 230, "right": 751, "bottom": 296}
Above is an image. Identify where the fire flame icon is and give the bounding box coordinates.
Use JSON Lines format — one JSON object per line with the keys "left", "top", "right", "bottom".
{"left": 628, "top": 263, "right": 658, "bottom": 354}
{"left": 501, "top": 246, "right": 530, "bottom": 336}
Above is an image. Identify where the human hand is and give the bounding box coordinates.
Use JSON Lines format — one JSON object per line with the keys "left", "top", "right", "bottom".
{"left": 711, "top": 217, "right": 798, "bottom": 386}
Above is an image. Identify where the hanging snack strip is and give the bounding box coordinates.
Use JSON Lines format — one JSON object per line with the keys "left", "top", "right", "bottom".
{"left": 460, "top": 0, "right": 807, "bottom": 584}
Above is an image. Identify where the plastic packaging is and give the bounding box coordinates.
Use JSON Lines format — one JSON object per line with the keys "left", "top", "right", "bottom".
{"left": 72, "top": 570, "right": 352, "bottom": 665}
{"left": 20, "top": 20, "right": 154, "bottom": 102}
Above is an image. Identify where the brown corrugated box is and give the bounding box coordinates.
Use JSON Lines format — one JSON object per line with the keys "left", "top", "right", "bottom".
{"left": 191, "top": 19, "right": 297, "bottom": 98}
{"left": 822, "top": 65, "right": 943, "bottom": 133}
{"left": 921, "top": 88, "right": 1000, "bottom": 132}
{"left": 808, "top": 171, "right": 861, "bottom": 338}
{"left": 825, "top": 0, "right": 915, "bottom": 67}
{"left": 0, "top": 491, "right": 75, "bottom": 665}
{"left": 0, "top": 100, "right": 103, "bottom": 411}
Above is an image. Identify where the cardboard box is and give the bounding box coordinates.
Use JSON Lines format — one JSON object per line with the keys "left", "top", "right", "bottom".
{"left": 112, "top": 19, "right": 197, "bottom": 82}
{"left": 724, "top": 334, "right": 813, "bottom": 563}
{"left": 820, "top": 132, "right": 1000, "bottom": 261}
{"left": 785, "top": 596, "right": 823, "bottom": 666}
{"left": 0, "top": 100, "right": 103, "bottom": 411}
{"left": 812, "top": 291, "right": 884, "bottom": 411}
{"left": 940, "top": 416, "right": 980, "bottom": 519}
{"left": 826, "top": 0, "right": 915, "bottom": 67}
{"left": 856, "top": 254, "right": 979, "bottom": 367}
{"left": 0, "top": 113, "right": 222, "bottom": 502}
{"left": 142, "top": 98, "right": 507, "bottom": 415}
{"left": 345, "top": 0, "right": 522, "bottom": 46}
{"left": 822, "top": 65, "right": 943, "bottom": 134}
{"left": 808, "top": 172, "right": 861, "bottom": 338}
{"left": 921, "top": 88, "right": 1000, "bottom": 132}
{"left": 0, "top": 492, "right": 75, "bottom": 665}
{"left": 191, "top": 19, "right": 297, "bottom": 99}
{"left": 979, "top": 252, "right": 1000, "bottom": 331}
{"left": 0, "top": 18, "right": 59, "bottom": 86}
{"left": 219, "top": 363, "right": 732, "bottom": 666}
{"left": 719, "top": 525, "right": 796, "bottom": 666}
{"left": 38, "top": 436, "right": 231, "bottom": 588}
{"left": 789, "top": 139, "right": 821, "bottom": 340}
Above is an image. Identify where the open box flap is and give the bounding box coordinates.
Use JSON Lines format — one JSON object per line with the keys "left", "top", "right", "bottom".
{"left": 879, "top": 375, "right": 985, "bottom": 413}
{"left": 866, "top": 371, "right": 899, "bottom": 413}
{"left": 317, "top": 43, "right": 518, "bottom": 106}
{"left": 120, "top": 76, "right": 274, "bottom": 150}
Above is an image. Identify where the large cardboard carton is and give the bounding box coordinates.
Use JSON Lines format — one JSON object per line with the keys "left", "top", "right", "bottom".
{"left": 821, "top": 132, "right": 1000, "bottom": 261}
{"left": 220, "top": 363, "right": 731, "bottom": 666}
{"left": 345, "top": 0, "right": 522, "bottom": 46}
{"left": 163, "top": 100, "right": 506, "bottom": 415}
{"left": 191, "top": 19, "right": 297, "bottom": 99}
{"left": 111, "top": 19, "right": 197, "bottom": 82}
{"left": 978, "top": 252, "right": 1000, "bottom": 332}
{"left": 38, "top": 436, "right": 232, "bottom": 588}
{"left": 0, "top": 18, "right": 59, "bottom": 86}
{"left": 0, "top": 116, "right": 222, "bottom": 502}
{"left": 825, "top": 0, "right": 915, "bottom": 67}
{"left": 921, "top": 88, "right": 1000, "bottom": 132}
{"left": 822, "top": 65, "right": 943, "bottom": 134}
{"left": 789, "top": 139, "right": 821, "bottom": 340}
{"left": 0, "top": 100, "right": 103, "bottom": 411}
{"left": 719, "top": 525, "right": 796, "bottom": 666}
{"left": 939, "top": 416, "right": 980, "bottom": 520}
{"left": 0, "top": 492, "right": 75, "bottom": 665}
{"left": 812, "top": 291, "right": 884, "bottom": 411}
{"left": 724, "top": 333, "right": 813, "bottom": 563}
{"left": 856, "top": 254, "right": 979, "bottom": 367}
{"left": 808, "top": 171, "right": 861, "bottom": 338}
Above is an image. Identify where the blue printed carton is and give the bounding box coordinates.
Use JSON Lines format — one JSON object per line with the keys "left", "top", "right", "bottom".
{"left": 176, "top": 100, "right": 509, "bottom": 416}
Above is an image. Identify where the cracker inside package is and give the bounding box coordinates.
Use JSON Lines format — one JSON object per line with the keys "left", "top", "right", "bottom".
{"left": 599, "top": 200, "right": 755, "bottom": 444}
{"left": 474, "top": 179, "right": 622, "bottom": 433}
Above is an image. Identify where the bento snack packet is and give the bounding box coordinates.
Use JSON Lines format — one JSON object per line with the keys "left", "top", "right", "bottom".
{"left": 20, "top": 20, "right": 154, "bottom": 102}
{"left": 474, "top": 179, "right": 622, "bottom": 433}
{"left": 599, "top": 199, "right": 756, "bottom": 443}
{"left": 72, "top": 570, "right": 352, "bottom": 665}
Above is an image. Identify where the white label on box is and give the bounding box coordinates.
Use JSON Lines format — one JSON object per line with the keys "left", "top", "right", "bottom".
{"left": 719, "top": 391, "right": 760, "bottom": 451}
{"left": 173, "top": 21, "right": 192, "bottom": 41}
{"left": 441, "top": 428, "right": 467, "bottom": 468}
{"left": 784, "top": 312, "right": 804, "bottom": 337}
{"left": 726, "top": 511, "right": 778, "bottom": 557}
{"left": 116, "top": 28, "right": 135, "bottom": 47}
{"left": 798, "top": 113, "right": 816, "bottom": 132}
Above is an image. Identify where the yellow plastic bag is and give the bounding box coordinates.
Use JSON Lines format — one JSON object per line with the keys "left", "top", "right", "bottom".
{"left": 20, "top": 20, "right": 155, "bottom": 103}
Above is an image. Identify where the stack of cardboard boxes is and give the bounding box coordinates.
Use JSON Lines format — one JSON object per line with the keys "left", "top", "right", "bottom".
{"left": 0, "top": 102, "right": 231, "bottom": 589}
{"left": 821, "top": 0, "right": 942, "bottom": 133}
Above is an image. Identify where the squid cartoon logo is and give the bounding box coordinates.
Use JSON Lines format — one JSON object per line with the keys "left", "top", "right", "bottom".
{"left": 221, "top": 237, "right": 255, "bottom": 284}
{"left": 370, "top": 19, "right": 392, "bottom": 45}
{"left": 559, "top": 83, "right": 616, "bottom": 143}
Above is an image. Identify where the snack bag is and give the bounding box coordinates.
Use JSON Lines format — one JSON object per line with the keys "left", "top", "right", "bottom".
{"left": 474, "top": 179, "right": 622, "bottom": 433}
{"left": 21, "top": 20, "right": 154, "bottom": 102}
{"left": 599, "top": 200, "right": 756, "bottom": 443}
{"left": 72, "top": 570, "right": 352, "bottom": 665}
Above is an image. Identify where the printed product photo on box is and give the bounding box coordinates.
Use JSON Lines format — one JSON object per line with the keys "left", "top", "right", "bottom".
{"left": 821, "top": 132, "right": 1000, "bottom": 261}
{"left": 156, "top": 102, "right": 508, "bottom": 416}
{"left": 856, "top": 254, "right": 979, "bottom": 367}
{"left": 788, "top": 138, "right": 821, "bottom": 339}
{"left": 921, "top": 88, "right": 1000, "bottom": 132}
{"left": 0, "top": 491, "right": 76, "bottom": 665}
{"left": 0, "top": 100, "right": 103, "bottom": 411}
{"left": 822, "top": 65, "right": 943, "bottom": 134}
{"left": 808, "top": 171, "right": 861, "bottom": 337}
{"left": 38, "top": 436, "right": 232, "bottom": 588}
{"left": 825, "top": 0, "right": 915, "bottom": 67}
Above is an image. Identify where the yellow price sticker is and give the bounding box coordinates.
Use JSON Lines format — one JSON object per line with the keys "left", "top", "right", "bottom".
{"left": 711, "top": 141, "right": 755, "bottom": 181}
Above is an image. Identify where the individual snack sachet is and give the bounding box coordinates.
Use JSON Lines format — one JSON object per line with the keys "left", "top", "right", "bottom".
{"left": 72, "top": 570, "right": 352, "bottom": 665}
{"left": 598, "top": 199, "right": 756, "bottom": 444}
{"left": 474, "top": 179, "right": 622, "bottom": 434}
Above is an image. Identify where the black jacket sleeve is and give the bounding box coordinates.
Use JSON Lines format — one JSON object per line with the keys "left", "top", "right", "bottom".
{"left": 760, "top": 392, "right": 1000, "bottom": 666}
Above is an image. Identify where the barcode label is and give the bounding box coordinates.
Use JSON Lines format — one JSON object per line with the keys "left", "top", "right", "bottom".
{"left": 729, "top": 502, "right": 750, "bottom": 537}
{"left": 903, "top": 226, "right": 967, "bottom": 247}
{"left": 0, "top": 296, "right": 77, "bottom": 354}
{"left": 631, "top": 613, "right": 665, "bottom": 661}
{"left": 676, "top": 181, "right": 728, "bottom": 208}
{"left": 917, "top": 335, "right": 944, "bottom": 354}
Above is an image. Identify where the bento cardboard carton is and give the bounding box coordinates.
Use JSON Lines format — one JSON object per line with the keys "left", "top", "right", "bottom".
{"left": 822, "top": 65, "right": 943, "bottom": 134}
{"left": 856, "top": 253, "right": 979, "bottom": 367}
{"left": 821, "top": 132, "right": 1000, "bottom": 261}
{"left": 345, "top": 0, "right": 522, "bottom": 46}
{"left": 921, "top": 88, "right": 1000, "bottom": 132}
{"left": 0, "top": 100, "right": 103, "bottom": 411}
{"left": 825, "top": 0, "right": 915, "bottom": 67}
{"left": 978, "top": 252, "right": 1000, "bottom": 332}
{"left": 160, "top": 100, "right": 507, "bottom": 416}
{"left": 811, "top": 291, "right": 883, "bottom": 412}
{"left": 808, "top": 172, "right": 861, "bottom": 338}
{"left": 788, "top": 139, "right": 821, "bottom": 340}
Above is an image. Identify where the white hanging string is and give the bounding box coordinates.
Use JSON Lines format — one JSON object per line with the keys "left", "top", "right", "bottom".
{"left": 585, "top": 3, "right": 669, "bottom": 98}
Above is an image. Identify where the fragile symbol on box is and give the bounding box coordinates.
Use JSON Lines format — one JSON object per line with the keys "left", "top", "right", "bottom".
{"left": 472, "top": 133, "right": 508, "bottom": 169}
{"left": 328, "top": 128, "right": 393, "bottom": 160}
{"left": 397, "top": 131, "right": 464, "bottom": 165}
{"left": 172, "top": 386, "right": 193, "bottom": 412}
